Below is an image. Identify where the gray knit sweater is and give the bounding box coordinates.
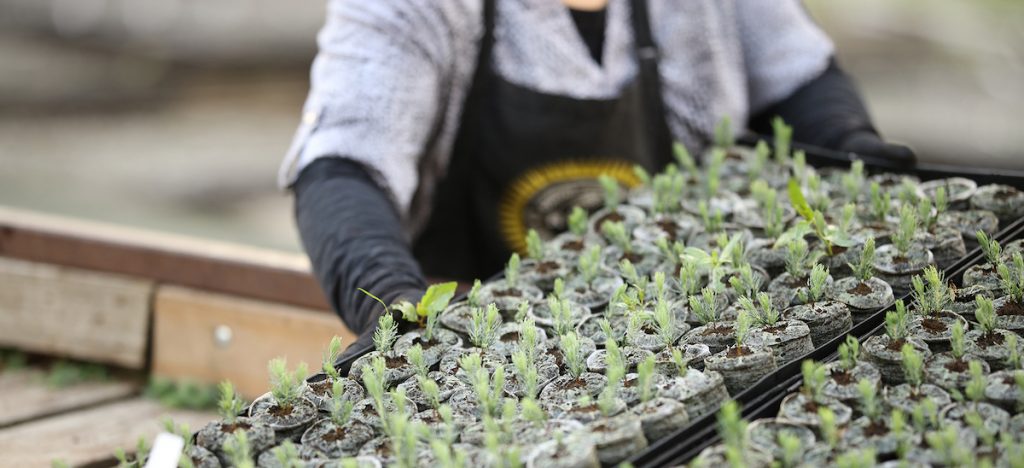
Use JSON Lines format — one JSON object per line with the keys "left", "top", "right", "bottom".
{"left": 279, "top": 0, "right": 834, "bottom": 235}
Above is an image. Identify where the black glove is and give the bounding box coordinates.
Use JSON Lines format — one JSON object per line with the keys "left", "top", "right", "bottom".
{"left": 837, "top": 131, "right": 916, "bottom": 168}
{"left": 333, "top": 286, "right": 424, "bottom": 374}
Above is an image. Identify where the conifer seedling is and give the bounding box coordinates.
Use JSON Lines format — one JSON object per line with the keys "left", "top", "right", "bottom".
{"left": 733, "top": 310, "right": 753, "bottom": 350}
{"left": 857, "top": 379, "right": 881, "bottom": 422}
{"left": 511, "top": 350, "right": 540, "bottom": 398}
{"left": 801, "top": 360, "right": 827, "bottom": 403}
{"left": 975, "top": 296, "right": 997, "bottom": 335}
{"left": 268, "top": 358, "right": 308, "bottom": 409}
{"left": 525, "top": 229, "right": 544, "bottom": 260}
{"left": 222, "top": 430, "right": 253, "bottom": 468}
{"left": 322, "top": 336, "right": 343, "bottom": 380}
{"left": 885, "top": 300, "right": 911, "bottom": 341}
{"left": 517, "top": 317, "right": 541, "bottom": 363}
{"left": 717, "top": 400, "right": 747, "bottom": 465}
{"left": 602, "top": 221, "right": 632, "bottom": 254}
{"left": 637, "top": 355, "right": 656, "bottom": 403}
{"left": 406, "top": 344, "right": 427, "bottom": 378}
{"left": 521, "top": 398, "right": 546, "bottom": 427}
{"left": 892, "top": 204, "right": 917, "bottom": 255}
{"left": 784, "top": 239, "right": 812, "bottom": 279}
{"left": 598, "top": 174, "right": 621, "bottom": 211}
{"left": 418, "top": 375, "right": 442, "bottom": 410}
{"left": 965, "top": 360, "right": 986, "bottom": 407}
{"left": 328, "top": 379, "right": 354, "bottom": 427}
{"left": 271, "top": 441, "right": 303, "bottom": 468}
{"left": 901, "top": 343, "right": 924, "bottom": 390}
{"left": 506, "top": 253, "right": 521, "bottom": 288}
{"left": 671, "top": 348, "right": 690, "bottom": 377}
{"left": 360, "top": 356, "right": 387, "bottom": 414}
{"left": 568, "top": 206, "right": 588, "bottom": 237}
{"left": 771, "top": 117, "right": 792, "bottom": 162}
{"left": 653, "top": 299, "right": 677, "bottom": 350}
{"left": 578, "top": 245, "right": 603, "bottom": 283}
{"left": 849, "top": 237, "right": 877, "bottom": 282}
{"left": 673, "top": 142, "right": 699, "bottom": 175}
{"left": 750, "top": 140, "right": 770, "bottom": 181}
{"left": 217, "top": 380, "right": 245, "bottom": 424}
{"left": 998, "top": 252, "right": 1024, "bottom": 303}
{"left": 777, "top": 432, "right": 802, "bottom": 468}
{"left": 728, "top": 264, "right": 762, "bottom": 300}
{"left": 838, "top": 335, "right": 860, "bottom": 371}
{"left": 869, "top": 182, "right": 891, "bottom": 221}
{"left": 689, "top": 287, "right": 721, "bottom": 326}
{"left": 469, "top": 304, "right": 502, "bottom": 348}
{"left": 468, "top": 279, "right": 483, "bottom": 308}
{"left": 560, "top": 332, "right": 587, "bottom": 380}
{"left": 739, "top": 292, "right": 779, "bottom": 328}
{"left": 818, "top": 406, "right": 839, "bottom": 449}
{"left": 372, "top": 313, "right": 399, "bottom": 353}
{"left": 976, "top": 230, "right": 1002, "bottom": 266}
{"left": 797, "top": 264, "right": 830, "bottom": 304}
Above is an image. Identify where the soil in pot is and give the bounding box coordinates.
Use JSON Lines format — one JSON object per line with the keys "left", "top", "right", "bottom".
{"left": 585, "top": 346, "right": 653, "bottom": 374}
{"left": 924, "top": 352, "right": 990, "bottom": 392}
{"left": 783, "top": 301, "right": 852, "bottom": 347}
{"left": 627, "top": 397, "right": 690, "bottom": 441}
{"left": 615, "top": 372, "right": 666, "bottom": 406}
{"left": 948, "top": 284, "right": 993, "bottom": 321}
{"left": 653, "top": 343, "right": 710, "bottom": 374}
{"left": 549, "top": 397, "right": 627, "bottom": 424}
{"left": 766, "top": 272, "right": 813, "bottom": 309}
{"left": 632, "top": 214, "right": 697, "bottom": 244}
{"left": 576, "top": 313, "right": 628, "bottom": 344}
{"left": 302, "top": 375, "right": 365, "bottom": 412}
{"left": 299, "top": 419, "right": 374, "bottom": 458}
{"left": 993, "top": 295, "right": 1024, "bottom": 335}
{"left": 822, "top": 360, "right": 881, "bottom": 403}
{"left": 249, "top": 395, "right": 319, "bottom": 441}
{"left": 776, "top": 392, "right": 853, "bottom": 428}
{"left": 941, "top": 401, "right": 1011, "bottom": 435}
{"left": 395, "top": 371, "right": 465, "bottom": 408}
{"left": 983, "top": 369, "right": 1024, "bottom": 411}
{"left": 393, "top": 327, "right": 463, "bottom": 365}
{"left": 746, "top": 418, "right": 816, "bottom": 462}
{"left": 873, "top": 244, "right": 934, "bottom": 296}
{"left": 601, "top": 243, "right": 663, "bottom": 276}
{"left": 747, "top": 320, "right": 814, "bottom": 365}
{"left": 862, "top": 335, "right": 932, "bottom": 385}
{"left": 563, "top": 274, "right": 624, "bottom": 310}
{"left": 704, "top": 345, "right": 777, "bottom": 395}
{"left": 438, "top": 301, "right": 477, "bottom": 335}
{"left": 584, "top": 415, "right": 649, "bottom": 466}
{"left": 347, "top": 350, "right": 416, "bottom": 387}
{"left": 349, "top": 394, "right": 417, "bottom": 431}
{"left": 504, "top": 360, "right": 559, "bottom": 398}
{"left": 477, "top": 280, "right": 543, "bottom": 318}
{"left": 965, "top": 328, "right": 1018, "bottom": 370}
{"left": 525, "top": 433, "right": 600, "bottom": 468}
{"left": 840, "top": 416, "right": 911, "bottom": 458}
{"left": 655, "top": 368, "right": 730, "bottom": 419}
{"left": 196, "top": 417, "right": 276, "bottom": 465}
{"left": 682, "top": 320, "right": 736, "bottom": 354}
{"left": 971, "top": 183, "right": 1024, "bottom": 222}
{"left": 828, "top": 276, "right": 895, "bottom": 323}
{"left": 882, "top": 383, "right": 951, "bottom": 414}
{"left": 538, "top": 372, "right": 607, "bottom": 404}
{"left": 520, "top": 257, "right": 571, "bottom": 291}
{"left": 908, "top": 311, "right": 968, "bottom": 353}
{"left": 589, "top": 205, "right": 647, "bottom": 236}
{"left": 624, "top": 320, "right": 690, "bottom": 352}
{"left": 923, "top": 226, "right": 967, "bottom": 270}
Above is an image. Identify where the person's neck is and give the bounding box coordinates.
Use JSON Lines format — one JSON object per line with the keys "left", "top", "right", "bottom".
{"left": 561, "top": 0, "right": 609, "bottom": 12}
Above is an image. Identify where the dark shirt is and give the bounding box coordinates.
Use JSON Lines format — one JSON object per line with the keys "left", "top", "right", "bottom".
{"left": 569, "top": 7, "right": 607, "bottom": 65}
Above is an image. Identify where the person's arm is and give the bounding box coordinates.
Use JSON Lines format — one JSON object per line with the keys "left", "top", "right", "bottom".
{"left": 293, "top": 157, "right": 427, "bottom": 338}
{"left": 749, "top": 59, "right": 915, "bottom": 165}
{"left": 736, "top": 0, "right": 914, "bottom": 164}
{"left": 279, "top": 1, "right": 478, "bottom": 349}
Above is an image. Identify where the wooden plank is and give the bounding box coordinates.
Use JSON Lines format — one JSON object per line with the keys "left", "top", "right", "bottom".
{"left": 0, "top": 205, "right": 330, "bottom": 311}
{"left": 0, "top": 257, "right": 152, "bottom": 369}
{"left": 0, "top": 369, "right": 140, "bottom": 428}
{"left": 152, "top": 286, "right": 356, "bottom": 400}
{"left": 0, "top": 398, "right": 215, "bottom": 467}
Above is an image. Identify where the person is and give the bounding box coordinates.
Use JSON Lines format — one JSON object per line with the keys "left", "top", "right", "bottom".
{"left": 279, "top": 0, "right": 915, "bottom": 357}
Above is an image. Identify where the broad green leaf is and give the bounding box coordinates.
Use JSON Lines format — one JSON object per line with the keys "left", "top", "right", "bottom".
{"left": 773, "top": 221, "right": 812, "bottom": 249}
{"left": 787, "top": 179, "right": 815, "bottom": 223}
{"left": 417, "top": 282, "right": 458, "bottom": 317}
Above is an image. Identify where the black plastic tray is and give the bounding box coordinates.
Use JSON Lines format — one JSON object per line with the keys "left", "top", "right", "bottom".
{"left": 628, "top": 170, "right": 1024, "bottom": 467}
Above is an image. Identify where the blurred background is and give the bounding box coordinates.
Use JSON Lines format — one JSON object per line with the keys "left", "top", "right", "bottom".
{"left": 0, "top": 0, "right": 1022, "bottom": 252}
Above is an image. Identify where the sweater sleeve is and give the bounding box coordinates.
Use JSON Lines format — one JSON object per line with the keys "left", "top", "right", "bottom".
{"left": 293, "top": 157, "right": 427, "bottom": 335}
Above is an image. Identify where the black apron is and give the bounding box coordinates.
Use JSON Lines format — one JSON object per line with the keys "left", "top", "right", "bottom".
{"left": 413, "top": 0, "right": 673, "bottom": 281}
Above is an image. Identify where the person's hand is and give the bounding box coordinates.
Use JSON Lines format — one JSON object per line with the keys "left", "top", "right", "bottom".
{"left": 333, "top": 287, "right": 425, "bottom": 374}
{"left": 837, "top": 131, "right": 916, "bottom": 168}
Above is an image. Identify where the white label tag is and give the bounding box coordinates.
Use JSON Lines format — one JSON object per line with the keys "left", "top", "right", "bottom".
{"left": 143, "top": 432, "right": 185, "bottom": 468}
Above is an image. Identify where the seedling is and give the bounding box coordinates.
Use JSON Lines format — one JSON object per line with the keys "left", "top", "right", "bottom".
{"left": 728, "top": 264, "right": 762, "bottom": 300}
{"left": 733, "top": 310, "right": 753, "bottom": 350}
{"left": 598, "top": 174, "right": 621, "bottom": 211}
{"left": 386, "top": 409, "right": 422, "bottom": 467}
{"left": 671, "top": 348, "right": 689, "bottom": 376}
{"left": 517, "top": 317, "right": 541, "bottom": 363}
{"left": 560, "top": 332, "right": 587, "bottom": 380}
{"left": 818, "top": 406, "right": 839, "bottom": 448}
{"left": 771, "top": 117, "right": 792, "bottom": 162}
{"left": 792, "top": 151, "right": 808, "bottom": 183}
{"left": 673, "top": 142, "right": 699, "bottom": 175}
{"left": 890, "top": 409, "right": 909, "bottom": 459}
{"left": 689, "top": 287, "right": 721, "bottom": 326}
{"left": 835, "top": 449, "right": 876, "bottom": 468}
{"left": 549, "top": 296, "right": 576, "bottom": 336}
{"left": 977, "top": 230, "right": 1002, "bottom": 266}
{"left": 392, "top": 282, "right": 458, "bottom": 339}
{"left": 885, "top": 300, "right": 911, "bottom": 341}
{"left": 840, "top": 160, "right": 866, "bottom": 201}
{"left": 468, "top": 279, "right": 483, "bottom": 308}
{"left": 328, "top": 380, "right": 354, "bottom": 427}
{"left": 469, "top": 304, "right": 503, "bottom": 348}
{"left": 360, "top": 356, "right": 387, "bottom": 414}
{"left": 678, "top": 261, "right": 701, "bottom": 299}
{"left": 653, "top": 299, "right": 677, "bottom": 350}
{"left": 950, "top": 321, "right": 967, "bottom": 360}
{"left": 717, "top": 400, "right": 748, "bottom": 467}
{"left": 891, "top": 204, "right": 918, "bottom": 255}
{"left": 1007, "top": 334, "right": 1021, "bottom": 370}
{"left": 417, "top": 375, "right": 442, "bottom": 409}
{"left": 114, "top": 437, "right": 150, "bottom": 468}
{"left": 506, "top": 253, "right": 521, "bottom": 288}
{"left": 619, "top": 259, "right": 645, "bottom": 290}
{"left": 901, "top": 343, "right": 925, "bottom": 390}
{"left": 222, "top": 430, "right": 253, "bottom": 468}
{"left": 567, "top": 206, "right": 589, "bottom": 237}
{"left": 372, "top": 313, "right": 399, "bottom": 353}
{"left": 520, "top": 398, "right": 546, "bottom": 427}
{"left": 633, "top": 165, "right": 651, "bottom": 187}
{"left": 637, "top": 355, "right": 656, "bottom": 403}
{"left": 788, "top": 180, "right": 853, "bottom": 256}
{"left": 525, "top": 229, "right": 544, "bottom": 259}
{"left": 797, "top": 264, "right": 830, "bottom": 304}
{"left": 602, "top": 221, "right": 632, "bottom": 254}
{"left": 605, "top": 338, "right": 625, "bottom": 378}
{"left": 705, "top": 148, "right": 726, "bottom": 198}
{"left": 652, "top": 168, "right": 685, "bottom": 214}
{"left": 911, "top": 398, "right": 939, "bottom": 433}
{"left": 511, "top": 350, "right": 540, "bottom": 398}
{"left": 965, "top": 409, "right": 996, "bottom": 450}
{"left": 926, "top": 425, "right": 970, "bottom": 466}
{"left": 777, "top": 432, "right": 802, "bottom": 468}
{"left": 270, "top": 441, "right": 302, "bottom": 468}
{"left": 599, "top": 358, "right": 625, "bottom": 416}
{"left": 783, "top": 239, "right": 812, "bottom": 279}
{"left": 897, "top": 178, "right": 920, "bottom": 205}
{"left": 407, "top": 344, "right": 428, "bottom": 378}
{"left": 911, "top": 266, "right": 952, "bottom": 316}
{"left": 217, "top": 381, "right": 245, "bottom": 424}
{"left": 268, "top": 358, "right": 308, "bottom": 409}
{"left": 760, "top": 190, "right": 787, "bottom": 238}
{"left": 471, "top": 364, "right": 506, "bottom": 417}
{"left": 869, "top": 182, "right": 891, "bottom": 221}
{"left": 838, "top": 335, "right": 860, "bottom": 371}
{"left": 998, "top": 252, "right": 1024, "bottom": 303}
{"left": 739, "top": 292, "right": 780, "bottom": 328}
{"left": 697, "top": 200, "right": 725, "bottom": 233}
{"left": 801, "top": 360, "right": 827, "bottom": 403}
{"left": 750, "top": 141, "right": 770, "bottom": 182}
{"left": 578, "top": 245, "right": 603, "bottom": 283}
{"left": 431, "top": 439, "right": 467, "bottom": 468}
{"left": 714, "top": 116, "right": 734, "bottom": 149}
{"left": 849, "top": 237, "right": 877, "bottom": 281}
{"left": 857, "top": 378, "right": 881, "bottom": 422}
{"left": 322, "top": 336, "right": 343, "bottom": 380}
{"left": 656, "top": 238, "right": 686, "bottom": 267}
{"left": 965, "top": 360, "right": 987, "bottom": 406}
